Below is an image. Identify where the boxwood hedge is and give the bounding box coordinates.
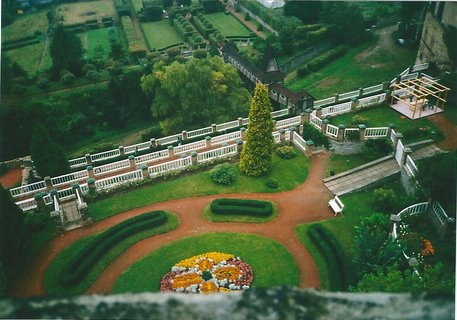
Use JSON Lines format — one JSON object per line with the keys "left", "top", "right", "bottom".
{"left": 60, "top": 211, "right": 167, "bottom": 286}
{"left": 210, "top": 198, "right": 273, "bottom": 216}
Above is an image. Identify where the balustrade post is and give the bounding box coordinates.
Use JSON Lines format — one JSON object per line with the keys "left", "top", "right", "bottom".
{"left": 358, "top": 124, "right": 366, "bottom": 141}
{"left": 315, "top": 106, "right": 322, "bottom": 118}
{"left": 385, "top": 89, "right": 392, "bottom": 104}
{"left": 392, "top": 132, "right": 402, "bottom": 149}
{"left": 395, "top": 75, "right": 401, "bottom": 84}
{"left": 321, "top": 119, "right": 329, "bottom": 136}
{"left": 87, "top": 166, "right": 95, "bottom": 179}
{"left": 119, "top": 145, "right": 125, "bottom": 156}
{"left": 182, "top": 130, "right": 188, "bottom": 141}
{"left": 205, "top": 136, "right": 211, "bottom": 148}
{"left": 87, "top": 178, "right": 96, "bottom": 193}
{"left": 304, "top": 109, "right": 312, "bottom": 123}
{"left": 351, "top": 97, "right": 358, "bottom": 111}
{"left": 141, "top": 164, "right": 150, "bottom": 180}
{"left": 85, "top": 153, "right": 92, "bottom": 165}
{"left": 212, "top": 123, "right": 217, "bottom": 133}
{"left": 128, "top": 155, "right": 135, "bottom": 169}
{"left": 337, "top": 125, "right": 345, "bottom": 142}
{"left": 299, "top": 124, "right": 304, "bottom": 135}
{"left": 34, "top": 192, "right": 46, "bottom": 211}
{"left": 305, "top": 140, "right": 314, "bottom": 157}
{"left": 238, "top": 117, "right": 243, "bottom": 127}
{"left": 191, "top": 151, "right": 198, "bottom": 165}
{"left": 279, "top": 129, "right": 286, "bottom": 143}
{"left": 401, "top": 147, "right": 412, "bottom": 166}
{"left": 150, "top": 138, "right": 156, "bottom": 148}
{"left": 334, "top": 94, "right": 339, "bottom": 104}
{"left": 382, "top": 81, "right": 389, "bottom": 91}
{"left": 44, "top": 176, "right": 53, "bottom": 192}
{"left": 168, "top": 145, "right": 175, "bottom": 157}
{"left": 287, "top": 106, "right": 294, "bottom": 116}
{"left": 358, "top": 87, "right": 363, "bottom": 98}
{"left": 240, "top": 127, "right": 246, "bottom": 141}
{"left": 236, "top": 139, "right": 243, "bottom": 153}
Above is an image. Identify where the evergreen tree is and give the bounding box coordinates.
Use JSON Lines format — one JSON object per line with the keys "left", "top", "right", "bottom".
{"left": 239, "top": 83, "right": 274, "bottom": 177}
{"left": 30, "top": 123, "right": 70, "bottom": 177}
{"left": 50, "top": 24, "right": 83, "bottom": 76}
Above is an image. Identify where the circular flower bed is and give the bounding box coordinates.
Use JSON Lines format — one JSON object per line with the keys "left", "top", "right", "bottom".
{"left": 160, "top": 252, "right": 253, "bottom": 294}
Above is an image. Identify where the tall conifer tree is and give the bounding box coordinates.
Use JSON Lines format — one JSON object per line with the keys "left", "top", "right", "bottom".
{"left": 239, "top": 83, "right": 274, "bottom": 176}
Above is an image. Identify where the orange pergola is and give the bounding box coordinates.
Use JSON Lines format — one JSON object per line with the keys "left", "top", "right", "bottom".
{"left": 390, "top": 77, "right": 450, "bottom": 119}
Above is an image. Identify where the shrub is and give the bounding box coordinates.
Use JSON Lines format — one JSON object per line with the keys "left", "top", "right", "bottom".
{"left": 307, "top": 46, "right": 347, "bottom": 72}
{"left": 211, "top": 198, "right": 273, "bottom": 216}
{"left": 302, "top": 123, "right": 330, "bottom": 149}
{"left": 60, "top": 211, "right": 167, "bottom": 286}
{"left": 297, "top": 66, "right": 309, "bottom": 78}
{"left": 374, "top": 188, "right": 398, "bottom": 214}
{"left": 364, "top": 139, "right": 393, "bottom": 156}
{"left": 245, "top": 12, "right": 251, "bottom": 21}
{"left": 265, "top": 178, "right": 279, "bottom": 189}
{"left": 276, "top": 145, "right": 297, "bottom": 159}
{"left": 350, "top": 115, "right": 368, "bottom": 126}
{"left": 23, "top": 211, "right": 49, "bottom": 232}
{"left": 210, "top": 163, "right": 237, "bottom": 186}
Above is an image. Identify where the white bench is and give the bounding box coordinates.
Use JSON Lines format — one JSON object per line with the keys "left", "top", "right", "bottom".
{"left": 328, "top": 195, "right": 344, "bottom": 216}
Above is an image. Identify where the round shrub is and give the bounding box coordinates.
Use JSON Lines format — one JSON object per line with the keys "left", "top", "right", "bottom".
{"left": 276, "top": 145, "right": 297, "bottom": 159}
{"left": 210, "top": 163, "right": 237, "bottom": 186}
{"left": 266, "top": 178, "right": 279, "bottom": 189}
{"left": 24, "top": 211, "right": 49, "bottom": 232}
{"left": 351, "top": 115, "right": 368, "bottom": 126}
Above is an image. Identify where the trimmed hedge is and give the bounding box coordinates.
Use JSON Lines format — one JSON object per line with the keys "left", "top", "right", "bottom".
{"left": 307, "top": 224, "right": 349, "bottom": 291}
{"left": 60, "top": 211, "right": 167, "bottom": 286}
{"left": 211, "top": 198, "right": 273, "bottom": 216}
{"left": 2, "top": 38, "right": 40, "bottom": 51}
{"left": 307, "top": 45, "right": 347, "bottom": 72}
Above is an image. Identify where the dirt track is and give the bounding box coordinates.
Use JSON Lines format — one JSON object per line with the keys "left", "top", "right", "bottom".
{"left": 11, "top": 152, "right": 333, "bottom": 297}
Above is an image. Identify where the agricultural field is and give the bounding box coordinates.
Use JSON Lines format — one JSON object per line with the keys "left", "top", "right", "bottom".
{"left": 141, "top": 20, "right": 183, "bottom": 51}
{"left": 55, "top": 0, "right": 116, "bottom": 25}
{"left": 2, "top": 10, "right": 49, "bottom": 43}
{"left": 4, "top": 41, "right": 52, "bottom": 75}
{"left": 205, "top": 12, "right": 252, "bottom": 38}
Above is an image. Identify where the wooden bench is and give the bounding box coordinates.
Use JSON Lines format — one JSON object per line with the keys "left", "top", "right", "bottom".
{"left": 328, "top": 195, "right": 344, "bottom": 216}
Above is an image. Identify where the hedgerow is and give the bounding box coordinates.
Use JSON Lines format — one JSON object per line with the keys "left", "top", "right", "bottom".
{"left": 211, "top": 199, "right": 273, "bottom": 216}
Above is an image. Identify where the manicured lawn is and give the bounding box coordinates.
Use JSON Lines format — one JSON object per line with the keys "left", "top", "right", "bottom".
{"left": 329, "top": 104, "right": 442, "bottom": 144}
{"left": 202, "top": 201, "right": 278, "bottom": 223}
{"left": 113, "top": 232, "right": 299, "bottom": 293}
{"left": 88, "top": 151, "right": 310, "bottom": 221}
{"left": 205, "top": 12, "right": 252, "bottom": 37}
{"left": 2, "top": 10, "right": 49, "bottom": 42}
{"left": 131, "top": 0, "right": 143, "bottom": 13}
{"left": 4, "top": 41, "right": 51, "bottom": 75}
{"left": 285, "top": 40, "right": 416, "bottom": 99}
{"left": 86, "top": 27, "right": 116, "bottom": 60}
{"left": 44, "top": 212, "right": 179, "bottom": 295}
{"left": 141, "top": 20, "right": 183, "bottom": 50}
{"left": 326, "top": 152, "right": 383, "bottom": 177}
{"left": 56, "top": 0, "right": 116, "bottom": 25}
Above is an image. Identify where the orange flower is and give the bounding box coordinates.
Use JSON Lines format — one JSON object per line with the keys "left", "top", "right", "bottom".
{"left": 421, "top": 239, "right": 435, "bottom": 257}
{"left": 200, "top": 281, "right": 218, "bottom": 294}
{"left": 214, "top": 265, "right": 241, "bottom": 281}
{"left": 197, "top": 258, "right": 214, "bottom": 271}
{"left": 171, "top": 273, "right": 202, "bottom": 289}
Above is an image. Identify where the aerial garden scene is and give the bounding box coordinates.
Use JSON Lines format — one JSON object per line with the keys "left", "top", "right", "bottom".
{"left": 0, "top": 0, "right": 455, "bottom": 318}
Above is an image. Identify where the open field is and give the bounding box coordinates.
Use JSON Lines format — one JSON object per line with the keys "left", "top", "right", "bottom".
{"left": 141, "top": 20, "right": 183, "bottom": 50}
{"left": 56, "top": 0, "right": 116, "bottom": 25}
{"left": 4, "top": 41, "right": 51, "bottom": 75}
{"left": 205, "top": 12, "right": 252, "bottom": 37}
{"left": 2, "top": 10, "right": 49, "bottom": 43}
{"left": 113, "top": 232, "right": 299, "bottom": 292}
{"left": 286, "top": 26, "right": 417, "bottom": 99}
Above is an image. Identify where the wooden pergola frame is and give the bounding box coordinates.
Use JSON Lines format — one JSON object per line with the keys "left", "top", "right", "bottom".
{"left": 390, "top": 77, "right": 450, "bottom": 119}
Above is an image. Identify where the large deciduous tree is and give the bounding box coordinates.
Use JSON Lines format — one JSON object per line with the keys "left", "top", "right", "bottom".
{"left": 140, "top": 57, "right": 250, "bottom": 134}
{"left": 239, "top": 83, "right": 274, "bottom": 177}
{"left": 50, "top": 24, "right": 83, "bottom": 76}
{"left": 284, "top": 0, "right": 322, "bottom": 24}
{"left": 30, "top": 123, "right": 70, "bottom": 177}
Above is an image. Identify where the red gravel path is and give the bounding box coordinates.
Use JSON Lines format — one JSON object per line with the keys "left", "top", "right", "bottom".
{"left": 11, "top": 152, "right": 333, "bottom": 297}
{"left": 429, "top": 113, "right": 457, "bottom": 150}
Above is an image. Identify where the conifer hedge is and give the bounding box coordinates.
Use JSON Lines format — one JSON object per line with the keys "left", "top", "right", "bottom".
{"left": 211, "top": 198, "right": 273, "bottom": 216}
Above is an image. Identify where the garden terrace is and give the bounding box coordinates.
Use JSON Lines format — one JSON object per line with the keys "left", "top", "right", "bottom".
{"left": 205, "top": 12, "right": 253, "bottom": 38}
{"left": 55, "top": 0, "right": 116, "bottom": 26}
{"left": 140, "top": 20, "right": 184, "bottom": 51}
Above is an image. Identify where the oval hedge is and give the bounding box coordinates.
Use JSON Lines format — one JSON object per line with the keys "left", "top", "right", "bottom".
{"left": 60, "top": 211, "right": 167, "bottom": 287}
{"left": 210, "top": 198, "right": 273, "bottom": 216}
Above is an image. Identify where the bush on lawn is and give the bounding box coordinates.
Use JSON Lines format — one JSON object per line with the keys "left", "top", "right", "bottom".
{"left": 265, "top": 178, "right": 279, "bottom": 189}
{"left": 302, "top": 123, "right": 330, "bottom": 149}
{"left": 276, "top": 145, "right": 297, "bottom": 159}
{"left": 211, "top": 198, "right": 273, "bottom": 216}
{"left": 364, "top": 139, "right": 393, "bottom": 156}
{"left": 210, "top": 163, "right": 237, "bottom": 186}
{"left": 60, "top": 211, "right": 167, "bottom": 286}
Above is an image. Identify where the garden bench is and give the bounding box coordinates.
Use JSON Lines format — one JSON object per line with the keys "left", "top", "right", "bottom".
{"left": 328, "top": 195, "right": 344, "bottom": 216}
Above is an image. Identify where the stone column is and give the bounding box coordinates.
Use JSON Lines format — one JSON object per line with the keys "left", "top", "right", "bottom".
{"left": 128, "top": 155, "right": 136, "bottom": 169}
{"left": 212, "top": 123, "right": 217, "bottom": 133}
{"left": 44, "top": 176, "right": 53, "bottom": 192}
{"left": 34, "top": 192, "right": 47, "bottom": 211}
{"left": 168, "top": 145, "right": 175, "bottom": 157}
{"left": 141, "top": 164, "right": 150, "bottom": 180}
{"left": 382, "top": 81, "right": 389, "bottom": 91}
{"left": 351, "top": 97, "right": 358, "bottom": 111}
{"left": 150, "top": 138, "right": 156, "bottom": 148}
{"left": 304, "top": 109, "right": 312, "bottom": 123}
{"left": 240, "top": 127, "right": 246, "bottom": 141}
{"left": 87, "top": 178, "right": 96, "bottom": 193}
{"left": 85, "top": 153, "right": 92, "bottom": 166}
{"left": 238, "top": 117, "right": 243, "bottom": 127}
{"left": 337, "top": 125, "right": 345, "bottom": 142}
{"left": 334, "top": 93, "right": 339, "bottom": 104}
{"left": 191, "top": 151, "right": 198, "bottom": 165}
{"left": 279, "top": 129, "right": 286, "bottom": 143}
{"left": 119, "top": 146, "right": 125, "bottom": 156}
{"left": 358, "top": 87, "right": 363, "bottom": 98}
{"left": 305, "top": 140, "right": 314, "bottom": 157}
{"left": 236, "top": 139, "right": 243, "bottom": 153}
{"left": 182, "top": 130, "right": 188, "bottom": 141}
{"left": 392, "top": 132, "right": 402, "bottom": 149}
{"left": 87, "top": 166, "right": 95, "bottom": 179}
{"left": 205, "top": 136, "right": 211, "bottom": 148}
{"left": 358, "top": 124, "right": 366, "bottom": 141}
{"left": 315, "top": 106, "right": 322, "bottom": 118}
{"left": 321, "top": 119, "right": 329, "bottom": 135}
{"left": 401, "top": 147, "right": 412, "bottom": 166}
{"left": 272, "top": 120, "right": 277, "bottom": 131}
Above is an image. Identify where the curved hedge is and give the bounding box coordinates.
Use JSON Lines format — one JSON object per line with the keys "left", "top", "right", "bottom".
{"left": 210, "top": 198, "right": 273, "bottom": 216}
{"left": 60, "top": 211, "right": 167, "bottom": 286}
{"left": 307, "top": 224, "right": 348, "bottom": 291}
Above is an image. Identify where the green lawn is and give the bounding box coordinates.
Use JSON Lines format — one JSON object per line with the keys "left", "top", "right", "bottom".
{"left": 141, "top": 20, "right": 183, "bottom": 50}
{"left": 4, "top": 41, "right": 51, "bottom": 75}
{"left": 285, "top": 40, "right": 417, "bottom": 99}
{"left": 326, "top": 152, "right": 384, "bottom": 177}
{"left": 329, "top": 104, "right": 442, "bottom": 144}
{"left": 113, "top": 232, "right": 299, "bottom": 293}
{"left": 44, "top": 212, "right": 179, "bottom": 295}
{"left": 2, "top": 10, "right": 49, "bottom": 43}
{"left": 86, "top": 27, "right": 116, "bottom": 60}
{"left": 205, "top": 12, "right": 252, "bottom": 37}
{"left": 202, "top": 201, "right": 279, "bottom": 223}
{"left": 131, "top": 0, "right": 143, "bottom": 13}
{"left": 88, "top": 151, "right": 310, "bottom": 221}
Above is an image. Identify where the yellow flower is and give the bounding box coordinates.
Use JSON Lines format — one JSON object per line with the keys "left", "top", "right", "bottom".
{"left": 200, "top": 281, "right": 218, "bottom": 294}
{"left": 214, "top": 265, "right": 241, "bottom": 281}
{"left": 171, "top": 273, "right": 202, "bottom": 289}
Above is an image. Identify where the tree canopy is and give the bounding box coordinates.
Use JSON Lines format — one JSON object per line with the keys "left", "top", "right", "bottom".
{"left": 140, "top": 57, "right": 250, "bottom": 134}
{"left": 50, "top": 24, "right": 84, "bottom": 76}
{"left": 284, "top": 0, "right": 322, "bottom": 24}
{"left": 239, "top": 83, "right": 274, "bottom": 177}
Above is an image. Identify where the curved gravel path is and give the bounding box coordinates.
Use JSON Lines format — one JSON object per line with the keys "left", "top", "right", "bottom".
{"left": 11, "top": 152, "right": 333, "bottom": 297}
